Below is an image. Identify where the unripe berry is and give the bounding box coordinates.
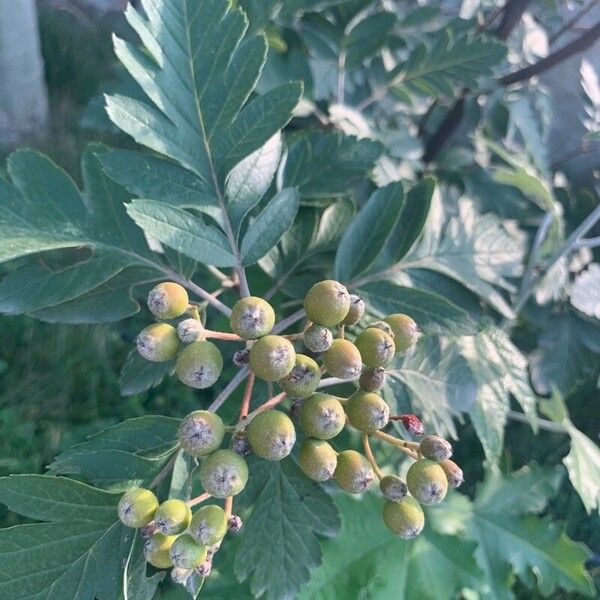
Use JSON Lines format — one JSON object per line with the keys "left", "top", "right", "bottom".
{"left": 406, "top": 459, "right": 448, "bottom": 505}
{"left": 246, "top": 410, "right": 296, "bottom": 460}
{"left": 367, "top": 320, "right": 394, "bottom": 337}
{"left": 189, "top": 504, "right": 228, "bottom": 546}
{"left": 148, "top": 282, "right": 189, "bottom": 319}
{"left": 137, "top": 323, "right": 180, "bottom": 362}
{"left": 278, "top": 354, "right": 321, "bottom": 398}
{"left": 439, "top": 459, "right": 464, "bottom": 488}
{"left": 322, "top": 339, "right": 362, "bottom": 380}
{"left": 341, "top": 295, "right": 366, "bottom": 325}
{"left": 177, "top": 318, "right": 204, "bottom": 343}
{"left": 382, "top": 497, "right": 425, "bottom": 539}
{"left": 178, "top": 410, "right": 225, "bottom": 457}
{"left": 359, "top": 367, "right": 386, "bottom": 392}
{"left": 200, "top": 450, "right": 248, "bottom": 498}
{"left": 303, "top": 324, "right": 333, "bottom": 353}
{"left": 169, "top": 534, "right": 207, "bottom": 569}
{"left": 334, "top": 449, "right": 374, "bottom": 494}
{"left": 419, "top": 435, "right": 452, "bottom": 462}
{"left": 383, "top": 314, "right": 418, "bottom": 353}
{"left": 118, "top": 488, "right": 159, "bottom": 528}
{"left": 379, "top": 474, "right": 408, "bottom": 502}
{"left": 175, "top": 341, "right": 223, "bottom": 389}
{"left": 298, "top": 438, "right": 337, "bottom": 482}
{"left": 154, "top": 499, "right": 192, "bottom": 535}
{"left": 230, "top": 296, "right": 275, "bottom": 340}
{"left": 249, "top": 335, "right": 295, "bottom": 381}
{"left": 298, "top": 393, "right": 345, "bottom": 440}
{"left": 144, "top": 532, "right": 177, "bottom": 569}
{"left": 233, "top": 348, "right": 250, "bottom": 366}
{"left": 303, "top": 280, "right": 351, "bottom": 326}
{"left": 354, "top": 328, "right": 395, "bottom": 368}
{"left": 346, "top": 390, "right": 389, "bottom": 433}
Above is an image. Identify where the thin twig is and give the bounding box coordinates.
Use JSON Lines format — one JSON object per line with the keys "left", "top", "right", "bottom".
{"left": 149, "top": 452, "right": 179, "bottom": 489}
{"left": 318, "top": 377, "right": 347, "bottom": 389}
{"left": 205, "top": 330, "right": 244, "bottom": 342}
{"left": 373, "top": 430, "right": 419, "bottom": 459}
{"left": 272, "top": 308, "right": 307, "bottom": 334}
{"left": 577, "top": 236, "right": 600, "bottom": 249}
{"left": 187, "top": 492, "right": 211, "bottom": 508}
{"left": 165, "top": 269, "right": 232, "bottom": 317}
{"left": 208, "top": 367, "right": 250, "bottom": 412}
{"left": 362, "top": 434, "right": 383, "bottom": 479}
{"left": 494, "top": 0, "right": 533, "bottom": 40}
{"left": 507, "top": 410, "right": 566, "bottom": 433}
{"left": 224, "top": 496, "right": 233, "bottom": 517}
{"left": 550, "top": 0, "right": 600, "bottom": 45}
{"left": 239, "top": 372, "right": 255, "bottom": 420}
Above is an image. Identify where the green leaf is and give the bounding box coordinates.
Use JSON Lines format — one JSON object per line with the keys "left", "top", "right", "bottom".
{"left": 168, "top": 449, "right": 197, "bottom": 501}
{"left": 334, "top": 182, "right": 405, "bottom": 281}
{"left": 345, "top": 11, "right": 396, "bottom": 68}
{"left": 120, "top": 349, "right": 175, "bottom": 396}
{"left": 571, "top": 263, "right": 600, "bottom": 319}
{"left": 107, "top": 0, "right": 301, "bottom": 185}
{"left": 126, "top": 200, "right": 237, "bottom": 267}
{"left": 241, "top": 188, "right": 300, "bottom": 265}
{"left": 235, "top": 458, "right": 340, "bottom": 600}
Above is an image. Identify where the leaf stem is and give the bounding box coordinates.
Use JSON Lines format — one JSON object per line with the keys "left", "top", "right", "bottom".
{"left": 149, "top": 451, "right": 179, "bottom": 489}
{"left": 373, "top": 430, "right": 419, "bottom": 459}
{"left": 165, "top": 269, "right": 232, "bottom": 317}
{"left": 208, "top": 367, "right": 249, "bottom": 412}
{"left": 362, "top": 434, "right": 383, "bottom": 480}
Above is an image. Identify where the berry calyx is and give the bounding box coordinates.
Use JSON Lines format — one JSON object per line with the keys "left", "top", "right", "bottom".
{"left": 341, "top": 295, "right": 366, "bottom": 325}
{"left": 303, "top": 324, "right": 333, "bottom": 353}
{"left": 249, "top": 335, "right": 296, "bottom": 381}
{"left": 278, "top": 354, "right": 321, "bottom": 398}
{"left": 419, "top": 435, "right": 452, "bottom": 461}
{"left": 147, "top": 282, "right": 189, "bottom": 319}
{"left": 354, "top": 328, "right": 395, "bottom": 368}
{"left": 406, "top": 458, "right": 448, "bottom": 505}
{"left": 189, "top": 504, "right": 228, "bottom": 546}
{"left": 137, "top": 323, "right": 180, "bottom": 362}
{"left": 169, "top": 534, "right": 207, "bottom": 569}
{"left": 144, "top": 532, "right": 177, "bottom": 569}
{"left": 383, "top": 314, "right": 418, "bottom": 353}
{"left": 303, "top": 280, "right": 351, "bottom": 326}
{"left": 177, "top": 318, "right": 204, "bottom": 343}
{"left": 299, "top": 392, "right": 345, "bottom": 440}
{"left": 298, "top": 438, "right": 338, "bottom": 481}
{"left": 246, "top": 409, "right": 296, "bottom": 460}
{"left": 230, "top": 296, "right": 275, "bottom": 340}
{"left": 439, "top": 459, "right": 464, "bottom": 488}
{"left": 334, "top": 449, "right": 375, "bottom": 494}
{"left": 233, "top": 348, "right": 250, "bottom": 366}
{"left": 346, "top": 391, "right": 390, "bottom": 433}
{"left": 359, "top": 367, "right": 386, "bottom": 392}
{"left": 200, "top": 450, "right": 248, "bottom": 498}
{"left": 178, "top": 410, "right": 225, "bottom": 457}
{"left": 382, "top": 497, "right": 425, "bottom": 539}
{"left": 118, "top": 488, "right": 159, "bottom": 528}
{"left": 322, "top": 339, "right": 362, "bottom": 380}
{"left": 175, "top": 340, "right": 223, "bottom": 389}
{"left": 154, "top": 499, "right": 192, "bottom": 535}
{"left": 379, "top": 474, "right": 408, "bottom": 502}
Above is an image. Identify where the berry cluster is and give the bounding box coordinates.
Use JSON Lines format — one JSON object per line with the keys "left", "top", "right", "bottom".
{"left": 122, "top": 279, "right": 463, "bottom": 586}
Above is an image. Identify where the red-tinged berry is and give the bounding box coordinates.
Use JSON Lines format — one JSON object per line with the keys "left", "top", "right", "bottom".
{"left": 398, "top": 414, "right": 424, "bottom": 437}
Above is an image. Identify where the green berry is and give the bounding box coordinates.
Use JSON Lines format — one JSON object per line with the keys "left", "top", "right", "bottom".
{"left": 355, "top": 328, "right": 395, "bottom": 368}
{"left": 322, "top": 339, "right": 362, "bottom": 380}
{"left": 298, "top": 439, "right": 338, "bottom": 482}
{"left": 384, "top": 314, "right": 418, "bottom": 353}
{"left": 230, "top": 296, "right": 275, "bottom": 340}
{"left": 304, "top": 280, "right": 351, "bottom": 326}
{"left": 148, "top": 282, "right": 189, "bottom": 319}
{"left": 419, "top": 435, "right": 452, "bottom": 462}
{"left": 144, "top": 532, "right": 177, "bottom": 569}
{"left": 175, "top": 341, "right": 223, "bottom": 389}
{"left": 137, "top": 323, "right": 180, "bottom": 362}
{"left": 382, "top": 497, "right": 425, "bottom": 538}
{"left": 341, "top": 295, "right": 366, "bottom": 326}
{"left": 177, "top": 318, "right": 204, "bottom": 343}
{"left": 278, "top": 354, "right": 321, "bottom": 398}
{"left": 189, "top": 504, "right": 228, "bottom": 546}
{"left": 154, "top": 499, "right": 192, "bottom": 535}
{"left": 358, "top": 367, "right": 386, "bottom": 392}
{"left": 170, "top": 534, "right": 207, "bottom": 569}
{"left": 246, "top": 410, "right": 296, "bottom": 460}
{"left": 249, "top": 335, "right": 296, "bottom": 381}
{"left": 298, "top": 393, "right": 345, "bottom": 440}
{"left": 303, "top": 324, "right": 333, "bottom": 353}
{"left": 178, "top": 410, "right": 225, "bottom": 457}
{"left": 200, "top": 450, "right": 248, "bottom": 498}
{"left": 439, "top": 459, "right": 464, "bottom": 488}
{"left": 406, "top": 459, "right": 448, "bottom": 505}
{"left": 118, "top": 488, "right": 159, "bottom": 528}
{"left": 379, "top": 474, "right": 408, "bottom": 502}
{"left": 346, "top": 390, "right": 389, "bottom": 433}
{"left": 367, "top": 320, "right": 395, "bottom": 337}
{"left": 334, "top": 449, "right": 375, "bottom": 494}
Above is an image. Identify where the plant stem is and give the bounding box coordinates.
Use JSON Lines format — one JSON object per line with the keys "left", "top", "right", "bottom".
{"left": 205, "top": 330, "right": 244, "bottom": 342}
{"left": 362, "top": 434, "right": 383, "bottom": 480}
{"left": 224, "top": 496, "right": 233, "bottom": 517}
{"left": 373, "top": 430, "right": 419, "bottom": 459}
{"left": 149, "top": 452, "right": 179, "bottom": 489}
{"left": 239, "top": 372, "right": 255, "bottom": 420}
{"left": 507, "top": 410, "right": 566, "bottom": 433}
{"left": 318, "top": 377, "right": 347, "bottom": 388}
{"left": 165, "top": 269, "right": 232, "bottom": 317}
{"left": 272, "top": 308, "right": 306, "bottom": 334}
{"left": 187, "top": 492, "right": 211, "bottom": 508}
{"left": 549, "top": 0, "right": 600, "bottom": 45}
{"left": 208, "top": 367, "right": 249, "bottom": 412}
{"left": 494, "top": 0, "right": 533, "bottom": 40}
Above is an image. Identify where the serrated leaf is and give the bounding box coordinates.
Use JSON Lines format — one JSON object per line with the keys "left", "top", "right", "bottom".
{"left": 344, "top": 11, "right": 396, "bottom": 68}
{"left": 571, "top": 263, "right": 600, "bottom": 319}
{"left": 234, "top": 458, "right": 340, "bottom": 600}
{"left": 120, "top": 349, "right": 175, "bottom": 396}
{"left": 241, "top": 188, "right": 300, "bottom": 265}
{"left": 334, "top": 183, "right": 404, "bottom": 281}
